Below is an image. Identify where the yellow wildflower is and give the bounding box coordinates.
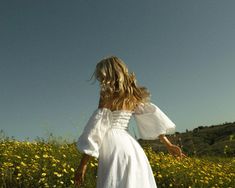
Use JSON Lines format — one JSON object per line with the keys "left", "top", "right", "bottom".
{"left": 20, "top": 161, "right": 27, "bottom": 167}
{"left": 54, "top": 172, "right": 62, "bottom": 177}
{"left": 35, "top": 155, "right": 40, "bottom": 159}
{"left": 43, "top": 154, "right": 49, "bottom": 158}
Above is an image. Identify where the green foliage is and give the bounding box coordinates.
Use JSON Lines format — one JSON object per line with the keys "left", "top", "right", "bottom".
{"left": 139, "top": 122, "right": 235, "bottom": 157}
{"left": 0, "top": 138, "right": 234, "bottom": 188}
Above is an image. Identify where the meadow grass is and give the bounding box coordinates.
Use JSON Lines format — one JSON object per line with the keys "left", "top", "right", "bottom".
{"left": 0, "top": 138, "right": 234, "bottom": 188}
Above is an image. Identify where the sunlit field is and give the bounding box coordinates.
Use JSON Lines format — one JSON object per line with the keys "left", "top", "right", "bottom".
{"left": 0, "top": 137, "right": 234, "bottom": 188}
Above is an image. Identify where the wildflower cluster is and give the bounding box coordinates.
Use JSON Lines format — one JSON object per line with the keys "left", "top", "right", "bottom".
{"left": 144, "top": 147, "right": 235, "bottom": 188}
{"left": 0, "top": 140, "right": 234, "bottom": 188}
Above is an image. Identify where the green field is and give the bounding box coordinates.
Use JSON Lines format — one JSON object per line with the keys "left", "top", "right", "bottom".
{"left": 0, "top": 138, "right": 234, "bottom": 188}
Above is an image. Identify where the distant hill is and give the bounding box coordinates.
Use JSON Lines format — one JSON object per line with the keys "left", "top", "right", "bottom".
{"left": 138, "top": 121, "right": 235, "bottom": 157}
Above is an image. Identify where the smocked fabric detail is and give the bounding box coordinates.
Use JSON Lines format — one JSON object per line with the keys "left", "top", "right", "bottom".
{"left": 109, "top": 111, "right": 132, "bottom": 131}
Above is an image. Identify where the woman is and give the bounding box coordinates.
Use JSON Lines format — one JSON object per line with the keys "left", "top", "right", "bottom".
{"left": 74, "top": 56, "right": 186, "bottom": 187}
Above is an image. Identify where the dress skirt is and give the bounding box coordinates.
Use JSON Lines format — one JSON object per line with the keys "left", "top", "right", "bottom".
{"left": 96, "top": 127, "right": 157, "bottom": 188}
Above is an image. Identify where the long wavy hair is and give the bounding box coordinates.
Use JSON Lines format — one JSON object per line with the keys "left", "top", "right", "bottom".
{"left": 88, "top": 56, "right": 151, "bottom": 111}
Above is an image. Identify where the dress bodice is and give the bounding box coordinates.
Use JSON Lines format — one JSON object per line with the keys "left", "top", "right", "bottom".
{"left": 77, "top": 102, "right": 176, "bottom": 159}
{"left": 108, "top": 110, "right": 133, "bottom": 131}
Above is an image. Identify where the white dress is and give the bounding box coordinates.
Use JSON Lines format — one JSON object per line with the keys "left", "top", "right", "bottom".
{"left": 76, "top": 102, "right": 176, "bottom": 188}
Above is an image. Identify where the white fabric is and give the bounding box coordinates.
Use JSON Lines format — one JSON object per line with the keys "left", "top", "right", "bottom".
{"left": 133, "top": 102, "right": 176, "bottom": 140}
{"left": 76, "top": 102, "right": 176, "bottom": 188}
{"left": 76, "top": 108, "right": 111, "bottom": 158}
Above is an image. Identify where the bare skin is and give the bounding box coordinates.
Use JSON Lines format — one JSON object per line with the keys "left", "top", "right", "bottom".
{"left": 74, "top": 95, "right": 187, "bottom": 187}
{"left": 158, "top": 134, "right": 187, "bottom": 158}
{"left": 74, "top": 153, "right": 91, "bottom": 187}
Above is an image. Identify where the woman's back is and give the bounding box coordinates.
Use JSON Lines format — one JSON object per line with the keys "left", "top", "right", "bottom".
{"left": 93, "top": 107, "right": 157, "bottom": 188}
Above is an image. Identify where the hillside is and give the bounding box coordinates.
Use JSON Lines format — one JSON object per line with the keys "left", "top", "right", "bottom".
{"left": 138, "top": 121, "right": 235, "bottom": 157}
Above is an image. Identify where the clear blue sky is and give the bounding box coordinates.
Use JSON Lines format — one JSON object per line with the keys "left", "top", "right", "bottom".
{"left": 0, "top": 0, "right": 234, "bottom": 142}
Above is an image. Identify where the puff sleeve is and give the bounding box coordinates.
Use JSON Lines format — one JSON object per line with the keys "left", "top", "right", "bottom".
{"left": 76, "top": 108, "right": 111, "bottom": 158}
{"left": 133, "top": 102, "right": 176, "bottom": 140}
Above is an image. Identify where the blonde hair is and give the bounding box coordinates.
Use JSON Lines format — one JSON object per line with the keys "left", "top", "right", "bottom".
{"left": 88, "top": 56, "right": 151, "bottom": 110}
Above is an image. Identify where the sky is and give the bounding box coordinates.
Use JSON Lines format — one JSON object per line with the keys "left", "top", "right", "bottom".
{"left": 0, "top": 0, "right": 234, "bottom": 143}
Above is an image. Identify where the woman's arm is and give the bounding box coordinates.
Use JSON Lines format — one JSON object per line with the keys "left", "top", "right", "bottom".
{"left": 77, "top": 153, "right": 92, "bottom": 170}
{"left": 159, "top": 134, "right": 173, "bottom": 147}
{"left": 75, "top": 95, "right": 103, "bottom": 186}
{"left": 74, "top": 153, "right": 92, "bottom": 186}
{"left": 158, "top": 134, "right": 187, "bottom": 158}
